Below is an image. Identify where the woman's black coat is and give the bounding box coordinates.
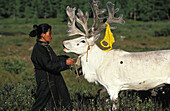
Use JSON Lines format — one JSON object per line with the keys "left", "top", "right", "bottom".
{"left": 31, "top": 40, "right": 71, "bottom": 110}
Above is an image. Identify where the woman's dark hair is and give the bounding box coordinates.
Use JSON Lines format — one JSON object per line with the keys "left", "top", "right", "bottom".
{"left": 29, "top": 23, "right": 52, "bottom": 39}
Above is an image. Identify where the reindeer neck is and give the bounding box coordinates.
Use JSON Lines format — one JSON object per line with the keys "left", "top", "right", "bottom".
{"left": 89, "top": 44, "right": 103, "bottom": 54}
{"left": 81, "top": 44, "right": 105, "bottom": 67}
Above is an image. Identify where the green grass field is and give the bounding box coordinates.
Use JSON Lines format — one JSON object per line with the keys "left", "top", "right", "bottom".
{"left": 0, "top": 18, "right": 170, "bottom": 110}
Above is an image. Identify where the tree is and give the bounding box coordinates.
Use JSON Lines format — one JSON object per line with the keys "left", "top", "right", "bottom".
{"left": 137, "top": 0, "right": 152, "bottom": 21}
{"left": 10, "top": 0, "right": 20, "bottom": 22}
{"left": 0, "top": 0, "right": 15, "bottom": 18}
{"left": 126, "top": 0, "right": 140, "bottom": 21}
{"left": 0, "top": 0, "right": 7, "bottom": 17}
{"left": 25, "top": 1, "right": 34, "bottom": 18}
{"left": 58, "top": 0, "right": 68, "bottom": 18}
{"left": 153, "top": 0, "right": 169, "bottom": 20}
{"left": 0, "top": 0, "right": 169, "bottom": 21}
{"left": 40, "top": 0, "right": 53, "bottom": 18}
{"left": 50, "top": 0, "right": 59, "bottom": 18}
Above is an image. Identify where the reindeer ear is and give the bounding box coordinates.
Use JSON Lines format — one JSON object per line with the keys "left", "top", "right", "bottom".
{"left": 94, "top": 34, "right": 100, "bottom": 41}
{"left": 87, "top": 34, "right": 100, "bottom": 46}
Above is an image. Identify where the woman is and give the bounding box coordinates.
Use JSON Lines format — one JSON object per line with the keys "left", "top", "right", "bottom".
{"left": 29, "top": 23, "right": 74, "bottom": 111}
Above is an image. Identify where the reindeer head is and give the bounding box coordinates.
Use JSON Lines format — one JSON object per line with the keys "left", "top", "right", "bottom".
{"left": 63, "top": 0, "right": 125, "bottom": 55}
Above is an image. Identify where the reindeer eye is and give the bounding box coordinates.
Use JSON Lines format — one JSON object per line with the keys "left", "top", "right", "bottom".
{"left": 81, "top": 40, "right": 86, "bottom": 43}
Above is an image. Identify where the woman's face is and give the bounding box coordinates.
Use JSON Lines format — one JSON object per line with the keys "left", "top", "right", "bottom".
{"left": 41, "top": 29, "right": 52, "bottom": 43}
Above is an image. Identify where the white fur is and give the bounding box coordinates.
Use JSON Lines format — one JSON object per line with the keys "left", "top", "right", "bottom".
{"left": 63, "top": 36, "right": 170, "bottom": 102}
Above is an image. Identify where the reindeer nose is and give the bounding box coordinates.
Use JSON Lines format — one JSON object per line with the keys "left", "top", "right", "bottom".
{"left": 63, "top": 41, "right": 67, "bottom": 45}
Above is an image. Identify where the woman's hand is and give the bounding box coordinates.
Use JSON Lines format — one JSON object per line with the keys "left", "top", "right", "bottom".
{"left": 66, "top": 59, "right": 75, "bottom": 66}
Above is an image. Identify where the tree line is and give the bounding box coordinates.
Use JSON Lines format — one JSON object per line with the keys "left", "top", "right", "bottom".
{"left": 0, "top": 0, "right": 169, "bottom": 21}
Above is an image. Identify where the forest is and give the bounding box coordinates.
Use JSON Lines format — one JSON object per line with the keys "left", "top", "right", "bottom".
{"left": 0, "top": 0, "right": 170, "bottom": 21}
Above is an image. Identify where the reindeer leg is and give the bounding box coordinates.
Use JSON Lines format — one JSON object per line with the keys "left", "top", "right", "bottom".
{"left": 112, "top": 101, "right": 117, "bottom": 110}
{"left": 112, "top": 99, "right": 119, "bottom": 111}
{"left": 97, "top": 88, "right": 107, "bottom": 101}
{"left": 108, "top": 88, "right": 120, "bottom": 110}
{"left": 151, "top": 89, "right": 158, "bottom": 96}
{"left": 97, "top": 88, "right": 107, "bottom": 96}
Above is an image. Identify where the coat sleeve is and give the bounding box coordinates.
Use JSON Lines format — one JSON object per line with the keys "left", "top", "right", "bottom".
{"left": 36, "top": 45, "right": 69, "bottom": 74}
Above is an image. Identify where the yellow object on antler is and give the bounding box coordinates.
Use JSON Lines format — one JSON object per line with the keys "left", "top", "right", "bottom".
{"left": 100, "top": 22, "right": 115, "bottom": 51}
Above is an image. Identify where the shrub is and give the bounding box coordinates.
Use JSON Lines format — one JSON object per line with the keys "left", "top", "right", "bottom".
{"left": 1, "top": 83, "right": 170, "bottom": 110}
{"left": 0, "top": 82, "right": 36, "bottom": 110}
{"left": 154, "top": 27, "right": 170, "bottom": 37}
{"left": 0, "top": 58, "right": 26, "bottom": 74}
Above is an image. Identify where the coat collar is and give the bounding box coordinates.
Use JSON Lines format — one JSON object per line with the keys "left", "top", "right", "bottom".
{"left": 36, "top": 39, "right": 49, "bottom": 46}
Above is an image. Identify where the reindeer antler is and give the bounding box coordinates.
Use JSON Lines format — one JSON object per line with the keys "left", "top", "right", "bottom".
{"left": 66, "top": 0, "right": 125, "bottom": 38}
{"left": 88, "top": 0, "right": 106, "bottom": 32}
{"left": 89, "top": 1, "right": 125, "bottom": 37}
{"left": 66, "top": 6, "right": 86, "bottom": 36}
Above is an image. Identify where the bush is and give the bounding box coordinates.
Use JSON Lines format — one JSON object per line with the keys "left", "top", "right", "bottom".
{"left": 154, "top": 27, "right": 170, "bottom": 37}
{"left": 1, "top": 83, "right": 170, "bottom": 110}
{"left": 0, "top": 58, "right": 26, "bottom": 74}
{"left": 0, "top": 82, "right": 36, "bottom": 110}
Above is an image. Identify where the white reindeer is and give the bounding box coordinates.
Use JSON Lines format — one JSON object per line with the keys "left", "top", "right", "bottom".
{"left": 63, "top": 0, "right": 170, "bottom": 110}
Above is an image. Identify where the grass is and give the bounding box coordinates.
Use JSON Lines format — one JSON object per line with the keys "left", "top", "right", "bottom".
{"left": 0, "top": 18, "right": 170, "bottom": 110}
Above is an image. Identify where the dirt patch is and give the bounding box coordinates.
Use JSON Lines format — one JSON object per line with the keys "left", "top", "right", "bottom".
{"left": 0, "top": 32, "right": 26, "bottom": 36}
